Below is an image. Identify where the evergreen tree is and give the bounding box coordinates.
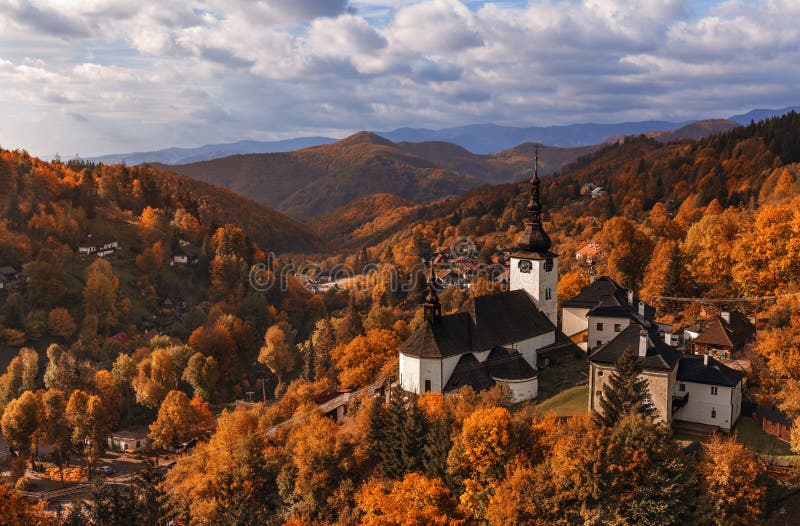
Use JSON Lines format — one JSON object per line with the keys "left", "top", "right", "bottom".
{"left": 423, "top": 414, "right": 453, "bottom": 481}
{"left": 370, "top": 387, "right": 407, "bottom": 479}
{"left": 596, "top": 345, "right": 656, "bottom": 427}
{"left": 313, "top": 318, "right": 336, "bottom": 380}
{"left": 131, "top": 463, "right": 167, "bottom": 525}
{"left": 400, "top": 393, "right": 428, "bottom": 473}
{"left": 302, "top": 336, "right": 316, "bottom": 382}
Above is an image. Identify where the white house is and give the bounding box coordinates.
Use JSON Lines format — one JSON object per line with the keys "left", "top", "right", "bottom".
{"left": 108, "top": 430, "right": 149, "bottom": 452}
{"left": 562, "top": 277, "right": 654, "bottom": 351}
{"left": 171, "top": 241, "right": 200, "bottom": 265}
{"left": 588, "top": 324, "right": 745, "bottom": 431}
{"left": 79, "top": 234, "right": 121, "bottom": 257}
{"left": 398, "top": 155, "right": 568, "bottom": 403}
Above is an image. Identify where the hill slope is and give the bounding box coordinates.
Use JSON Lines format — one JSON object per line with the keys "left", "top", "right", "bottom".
{"left": 164, "top": 132, "right": 479, "bottom": 220}
{"left": 164, "top": 132, "right": 598, "bottom": 221}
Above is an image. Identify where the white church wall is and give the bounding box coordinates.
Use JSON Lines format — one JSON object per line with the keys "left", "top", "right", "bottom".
{"left": 399, "top": 353, "right": 421, "bottom": 393}
{"left": 516, "top": 332, "right": 555, "bottom": 369}
{"left": 493, "top": 377, "right": 537, "bottom": 402}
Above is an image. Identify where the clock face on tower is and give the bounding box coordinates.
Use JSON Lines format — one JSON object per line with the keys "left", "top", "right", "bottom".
{"left": 518, "top": 260, "right": 532, "bottom": 273}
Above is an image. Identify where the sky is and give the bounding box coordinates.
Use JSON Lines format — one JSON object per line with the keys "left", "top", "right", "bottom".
{"left": 0, "top": 0, "right": 798, "bottom": 157}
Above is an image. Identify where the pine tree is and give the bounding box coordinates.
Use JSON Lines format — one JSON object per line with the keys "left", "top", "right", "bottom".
{"left": 423, "top": 414, "right": 453, "bottom": 481}
{"left": 596, "top": 345, "right": 656, "bottom": 427}
{"left": 313, "top": 317, "right": 336, "bottom": 380}
{"left": 302, "top": 336, "right": 316, "bottom": 382}
{"left": 373, "top": 387, "right": 407, "bottom": 479}
{"left": 400, "top": 393, "right": 428, "bottom": 473}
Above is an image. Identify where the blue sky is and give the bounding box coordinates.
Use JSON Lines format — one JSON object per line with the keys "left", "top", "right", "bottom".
{"left": 0, "top": 0, "right": 797, "bottom": 157}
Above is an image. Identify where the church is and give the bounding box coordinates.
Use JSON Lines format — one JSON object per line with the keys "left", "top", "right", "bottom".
{"left": 398, "top": 156, "right": 564, "bottom": 402}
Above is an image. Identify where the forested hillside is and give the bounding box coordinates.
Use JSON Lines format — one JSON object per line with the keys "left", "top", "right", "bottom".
{"left": 165, "top": 132, "right": 596, "bottom": 219}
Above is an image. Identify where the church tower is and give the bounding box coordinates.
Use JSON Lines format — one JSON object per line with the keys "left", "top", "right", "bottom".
{"left": 509, "top": 147, "right": 558, "bottom": 325}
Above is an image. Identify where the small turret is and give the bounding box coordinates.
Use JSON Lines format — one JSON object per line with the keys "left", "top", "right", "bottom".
{"left": 423, "top": 263, "right": 441, "bottom": 322}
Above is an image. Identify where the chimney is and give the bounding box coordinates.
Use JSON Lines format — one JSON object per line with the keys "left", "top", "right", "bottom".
{"left": 638, "top": 301, "right": 645, "bottom": 317}
{"left": 639, "top": 329, "right": 648, "bottom": 357}
{"left": 703, "top": 353, "right": 709, "bottom": 366}
{"left": 720, "top": 309, "right": 731, "bottom": 325}
{"left": 627, "top": 289, "right": 634, "bottom": 305}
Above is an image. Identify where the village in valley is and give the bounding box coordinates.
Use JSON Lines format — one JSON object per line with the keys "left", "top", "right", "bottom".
{"left": 4, "top": 1, "right": 800, "bottom": 524}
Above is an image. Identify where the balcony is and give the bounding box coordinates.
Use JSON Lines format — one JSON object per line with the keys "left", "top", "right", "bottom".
{"left": 672, "top": 392, "right": 689, "bottom": 414}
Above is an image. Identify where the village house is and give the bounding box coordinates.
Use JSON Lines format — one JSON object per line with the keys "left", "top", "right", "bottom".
{"left": 171, "top": 241, "right": 200, "bottom": 265}
{"left": 588, "top": 324, "right": 745, "bottom": 431}
{"left": 561, "top": 276, "right": 655, "bottom": 351}
{"left": 399, "top": 156, "right": 570, "bottom": 402}
{"left": 690, "top": 309, "right": 755, "bottom": 360}
{"left": 78, "top": 234, "right": 121, "bottom": 257}
{"left": 0, "top": 266, "right": 20, "bottom": 291}
{"left": 108, "top": 430, "right": 149, "bottom": 452}
{"left": 575, "top": 241, "right": 603, "bottom": 265}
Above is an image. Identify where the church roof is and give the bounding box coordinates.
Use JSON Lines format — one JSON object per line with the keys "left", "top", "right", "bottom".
{"left": 676, "top": 355, "right": 745, "bottom": 387}
{"left": 487, "top": 347, "right": 538, "bottom": 380}
{"left": 443, "top": 353, "right": 495, "bottom": 393}
{"left": 515, "top": 148, "right": 554, "bottom": 258}
{"left": 588, "top": 324, "right": 681, "bottom": 371}
{"left": 399, "top": 289, "right": 555, "bottom": 359}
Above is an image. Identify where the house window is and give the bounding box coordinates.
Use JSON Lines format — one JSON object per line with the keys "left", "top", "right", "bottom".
{"left": 679, "top": 383, "right": 686, "bottom": 392}
{"left": 424, "top": 379, "right": 432, "bottom": 393}
{"left": 711, "top": 386, "right": 718, "bottom": 396}
{"left": 711, "top": 408, "right": 717, "bottom": 419}
{"left": 597, "top": 322, "right": 604, "bottom": 331}
{"left": 614, "top": 323, "right": 621, "bottom": 332}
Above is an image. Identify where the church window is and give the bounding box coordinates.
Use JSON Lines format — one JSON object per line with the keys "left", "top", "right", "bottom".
{"left": 544, "top": 258, "right": 553, "bottom": 272}
{"left": 545, "top": 288, "right": 551, "bottom": 300}
{"left": 596, "top": 322, "right": 604, "bottom": 331}
{"left": 679, "top": 383, "right": 686, "bottom": 392}
{"left": 596, "top": 341, "right": 602, "bottom": 347}
{"left": 711, "top": 408, "right": 717, "bottom": 419}
{"left": 614, "top": 323, "right": 621, "bottom": 332}
{"left": 424, "top": 379, "right": 431, "bottom": 393}
{"left": 711, "top": 386, "right": 718, "bottom": 396}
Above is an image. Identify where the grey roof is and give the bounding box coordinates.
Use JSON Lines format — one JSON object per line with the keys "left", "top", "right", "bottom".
{"left": 588, "top": 324, "right": 681, "bottom": 371}
{"left": 562, "top": 276, "right": 655, "bottom": 323}
{"left": 443, "top": 353, "right": 495, "bottom": 393}
{"left": 676, "top": 355, "right": 745, "bottom": 387}
{"left": 0, "top": 266, "right": 18, "bottom": 276}
{"left": 487, "top": 347, "right": 537, "bottom": 380}
{"left": 399, "top": 289, "right": 555, "bottom": 359}
{"left": 174, "top": 243, "right": 201, "bottom": 258}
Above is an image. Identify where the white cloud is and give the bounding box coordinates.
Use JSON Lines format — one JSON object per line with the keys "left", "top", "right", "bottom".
{"left": 0, "top": 0, "right": 798, "bottom": 157}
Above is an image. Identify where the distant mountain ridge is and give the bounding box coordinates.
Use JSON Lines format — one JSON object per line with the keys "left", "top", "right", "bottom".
{"left": 87, "top": 137, "right": 336, "bottom": 165}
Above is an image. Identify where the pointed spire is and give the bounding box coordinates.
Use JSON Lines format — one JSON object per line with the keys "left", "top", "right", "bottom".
{"left": 517, "top": 144, "right": 552, "bottom": 253}
{"left": 423, "top": 261, "right": 441, "bottom": 321}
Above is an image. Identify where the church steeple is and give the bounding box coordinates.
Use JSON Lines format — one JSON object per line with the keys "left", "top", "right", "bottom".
{"left": 517, "top": 146, "right": 552, "bottom": 254}
{"left": 423, "top": 262, "right": 441, "bottom": 322}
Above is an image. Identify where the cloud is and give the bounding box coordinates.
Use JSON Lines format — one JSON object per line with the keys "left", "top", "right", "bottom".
{"left": 0, "top": 0, "right": 798, "bottom": 157}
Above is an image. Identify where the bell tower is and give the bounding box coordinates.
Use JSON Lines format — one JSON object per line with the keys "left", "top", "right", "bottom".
{"left": 509, "top": 146, "right": 558, "bottom": 325}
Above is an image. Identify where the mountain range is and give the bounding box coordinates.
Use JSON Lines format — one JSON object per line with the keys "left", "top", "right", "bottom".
{"left": 87, "top": 106, "right": 800, "bottom": 164}
{"left": 159, "top": 132, "right": 600, "bottom": 220}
